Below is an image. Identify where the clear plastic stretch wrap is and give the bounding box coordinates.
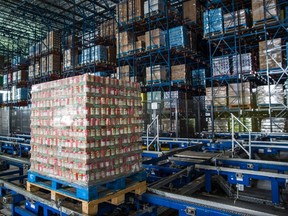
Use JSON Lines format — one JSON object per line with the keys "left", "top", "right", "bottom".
{"left": 30, "top": 74, "right": 143, "bottom": 186}
{"left": 257, "top": 84, "right": 284, "bottom": 105}
{"left": 228, "top": 82, "right": 251, "bottom": 106}
{"left": 205, "top": 86, "right": 227, "bottom": 107}
{"left": 261, "top": 118, "right": 286, "bottom": 133}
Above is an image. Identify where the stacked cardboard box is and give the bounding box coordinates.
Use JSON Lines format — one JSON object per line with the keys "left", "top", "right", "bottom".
{"left": 29, "top": 63, "right": 40, "bottom": 79}
{"left": 229, "top": 118, "right": 252, "bottom": 132}
{"left": 128, "top": 0, "right": 144, "bottom": 20}
{"left": 82, "top": 46, "right": 108, "bottom": 64}
{"left": 12, "top": 70, "right": 28, "bottom": 83}
{"left": 63, "top": 34, "right": 78, "bottom": 49}
{"left": 146, "top": 65, "right": 167, "bottom": 82}
{"left": 63, "top": 49, "right": 78, "bottom": 69}
{"left": 144, "top": 0, "right": 165, "bottom": 15}
{"left": 41, "top": 56, "right": 47, "bottom": 76}
{"left": 257, "top": 84, "right": 284, "bottom": 105}
{"left": 28, "top": 65, "right": 34, "bottom": 79}
{"left": 100, "top": 19, "right": 116, "bottom": 38}
{"left": 171, "top": 64, "right": 190, "bottom": 81}
{"left": 183, "top": 0, "right": 202, "bottom": 25}
{"left": 30, "top": 74, "right": 143, "bottom": 185}
{"left": 42, "top": 31, "right": 60, "bottom": 53}
{"left": 228, "top": 82, "right": 251, "bottom": 107}
{"left": 116, "top": 31, "right": 134, "bottom": 55}
{"left": 205, "top": 86, "right": 227, "bottom": 107}
{"left": 224, "top": 9, "right": 248, "bottom": 31}
{"left": 117, "top": 65, "right": 143, "bottom": 83}
{"left": 145, "top": 29, "right": 165, "bottom": 49}
{"left": 232, "top": 53, "right": 252, "bottom": 75}
{"left": 11, "top": 87, "right": 28, "bottom": 101}
{"left": 212, "top": 56, "right": 230, "bottom": 76}
{"left": 117, "top": 0, "right": 128, "bottom": 23}
{"left": 47, "top": 54, "right": 61, "bottom": 74}
{"left": 252, "top": 0, "right": 277, "bottom": 23}
{"left": 107, "top": 46, "right": 117, "bottom": 64}
{"left": 259, "top": 38, "right": 282, "bottom": 70}
{"left": 204, "top": 8, "right": 223, "bottom": 37}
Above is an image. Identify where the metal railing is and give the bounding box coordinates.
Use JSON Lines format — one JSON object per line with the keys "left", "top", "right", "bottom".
{"left": 231, "top": 113, "right": 251, "bottom": 159}
{"left": 146, "top": 115, "right": 160, "bottom": 151}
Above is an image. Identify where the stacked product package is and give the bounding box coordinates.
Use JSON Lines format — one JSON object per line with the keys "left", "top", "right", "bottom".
{"left": 252, "top": 0, "right": 277, "bottom": 23}
{"left": 30, "top": 74, "right": 143, "bottom": 186}
{"left": 171, "top": 64, "right": 190, "bottom": 81}
{"left": 183, "top": 0, "right": 202, "bottom": 25}
{"left": 232, "top": 53, "right": 252, "bottom": 75}
{"left": 257, "top": 84, "right": 284, "bottom": 106}
{"left": 259, "top": 38, "right": 282, "bottom": 70}
{"left": 82, "top": 45, "right": 108, "bottom": 64}
{"left": 261, "top": 118, "right": 286, "bottom": 133}
{"left": 205, "top": 86, "right": 227, "bottom": 107}
{"left": 224, "top": 9, "right": 248, "bottom": 31}
{"left": 146, "top": 65, "right": 167, "bottom": 82}
{"left": 144, "top": 0, "right": 165, "bottom": 16}
{"left": 203, "top": 8, "right": 223, "bottom": 37}
{"left": 228, "top": 82, "right": 251, "bottom": 107}
{"left": 169, "top": 26, "right": 189, "bottom": 48}
{"left": 207, "top": 118, "right": 229, "bottom": 132}
{"left": 145, "top": 28, "right": 165, "bottom": 49}
{"left": 212, "top": 56, "right": 230, "bottom": 76}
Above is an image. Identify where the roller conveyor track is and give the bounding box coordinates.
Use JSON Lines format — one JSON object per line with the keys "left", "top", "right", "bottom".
{"left": 0, "top": 154, "right": 30, "bottom": 165}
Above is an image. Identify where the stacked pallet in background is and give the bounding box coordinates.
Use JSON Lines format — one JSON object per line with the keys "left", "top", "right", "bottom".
{"left": 63, "top": 49, "right": 78, "bottom": 69}
{"left": 252, "top": 0, "right": 278, "bottom": 25}
{"left": 117, "top": 0, "right": 128, "bottom": 23}
{"left": 146, "top": 65, "right": 167, "bottom": 83}
{"left": 171, "top": 64, "right": 190, "bottom": 81}
{"left": 229, "top": 118, "right": 252, "bottom": 132}
{"left": 82, "top": 45, "right": 108, "bottom": 64}
{"left": 183, "top": 0, "right": 202, "bottom": 25}
{"left": 99, "top": 19, "right": 116, "bottom": 38}
{"left": 117, "top": 65, "right": 143, "bottom": 83}
{"left": 42, "top": 31, "right": 61, "bottom": 53}
{"left": 228, "top": 82, "right": 251, "bottom": 108}
{"left": 192, "top": 69, "right": 206, "bottom": 88}
{"left": 205, "top": 86, "right": 227, "bottom": 107}
{"left": 208, "top": 118, "right": 229, "bottom": 132}
{"left": 107, "top": 46, "right": 117, "bottom": 65}
{"left": 204, "top": 8, "right": 223, "bottom": 37}
{"left": 261, "top": 118, "right": 286, "bottom": 133}
{"left": 12, "top": 70, "right": 28, "bottom": 84}
{"left": 169, "top": 26, "right": 189, "bottom": 49}
{"left": 11, "top": 86, "right": 29, "bottom": 102}
{"left": 30, "top": 74, "right": 143, "bottom": 185}
{"left": 128, "top": 0, "right": 144, "bottom": 21}
{"left": 145, "top": 28, "right": 165, "bottom": 49}
{"left": 232, "top": 53, "right": 252, "bottom": 74}
{"left": 116, "top": 31, "right": 134, "bottom": 56}
{"left": 259, "top": 38, "right": 282, "bottom": 71}
{"left": 224, "top": 9, "right": 249, "bottom": 32}
{"left": 144, "top": 0, "right": 165, "bottom": 16}
{"left": 163, "top": 91, "right": 185, "bottom": 110}
{"left": 257, "top": 84, "right": 284, "bottom": 106}
{"left": 212, "top": 56, "right": 230, "bottom": 76}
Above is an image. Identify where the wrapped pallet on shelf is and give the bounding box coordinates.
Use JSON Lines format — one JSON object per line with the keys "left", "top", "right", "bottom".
{"left": 47, "top": 31, "right": 61, "bottom": 51}
{"left": 171, "top": 64, "right": 190, "bottom": 82}
{"left": 183, "top": 0, "right": 202, "bottom": 25}
{"left": 192, "top": 69, "right": 206, "bottom": 87}
{"left": 169, "top": 26, "right": 189, "bottom": 49}
{"left": 41, "top": 56, "right": 47, "bottom": 76}
{"left": 204, "top": 8, "right": 223, "bottom": 37}
{"left": 259, "top": 38, "right": 282, "bottom": 71}
{"left": 128, "top": 0, "right": 144, "bottom": 21}
{"left": 28, "top": 65, "right": 34, "bottom": 79}
{"left": 205, "top": 86, "right": 227, "bottom": 107}
{"left": 228, "top": 82, "right": 252, "bottom": 108}
{"left": 229, "top": 117, "right": 252, "bottom": 132}
{"left": 91, "top": 45, "right": 108, "bottom": 62}
{"left": 107, "top": 46, "right": 117, "bottom": 64}
{"left": 99, "top": 19, "right": 116, "bottom": 38}
{"left": 117, "top": 0, "right": 128, "bottom": 24}
{"left": 12, "top": 70, "right": 28, "bottom": 83}
{"left": 224, "top": 9, "right": 249, "bottom": 32}
{"left": 30, "top": 74, "right": 143, "bottom": 186}
{"left": 63, "top": 49, "right": 78, "bottom": 69}
{"left": 261, "top": 118, "right": 286, "bottom": 133}
{"left": 144, "top": 0, "right": 165, "bottom": 16}
{"left": 252, "top": 0, "right": 278, "bottom": 25}
{"left": 257, "top": 84, "right": 284, "bottom": 106}
{"left": 163, "top": 91, "right": 185, "bottom": 110}
{"left": 212, "top": 56, "right": 230, "bottom": 76}
{"left": 232, "top": 53, "right": 252, "bottom": 75}
{"left": 208, "top": 118, "right": 229, "bottom": 132}
{"left": 116, "top": 31, "right": 134, "bottom": 56}
{"left": 146, "top": 65, "right": 167, "bottom": 83}
{"left": 145, "top": 28, "right": 165, "bottom": 50}
{"left": 47, "top": 54, "right": 61, "bottom": 75}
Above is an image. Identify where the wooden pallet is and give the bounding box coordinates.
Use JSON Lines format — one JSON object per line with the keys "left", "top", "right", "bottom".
{"left": 252, "top": 17, "right": 278, "bottom": 28}
{"left": 27, "top": 181, "right": 147, "bottom": 215}
{"left": 229, "top": 104, "right": 252, "bottom": 109}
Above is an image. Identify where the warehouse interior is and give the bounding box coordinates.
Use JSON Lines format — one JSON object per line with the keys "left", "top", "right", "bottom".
{"left": 0, "top": 0, "right": 288, "bottom": 215}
